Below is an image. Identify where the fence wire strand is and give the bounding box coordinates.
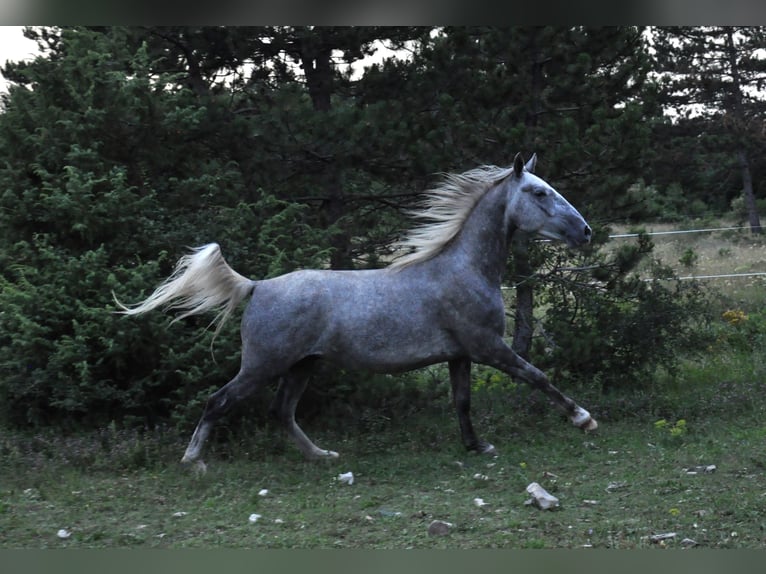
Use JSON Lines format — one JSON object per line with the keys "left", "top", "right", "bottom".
{"left": 532, "top": 225, "right": 766, "bottom": 283}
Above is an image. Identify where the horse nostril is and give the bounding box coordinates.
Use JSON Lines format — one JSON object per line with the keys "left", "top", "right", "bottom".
{"left": 584, "top": 225, "right": 592, "bottom": 241}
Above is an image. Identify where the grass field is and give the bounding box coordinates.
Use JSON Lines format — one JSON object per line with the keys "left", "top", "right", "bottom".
{"left": 2, "top": 222, "right": 766, "bottom": 549}
{"left": 614, "top": 219, "right": 766, "bottom": 302}
{"left": 2, "top": 392, "right": 766, "bottom": 549}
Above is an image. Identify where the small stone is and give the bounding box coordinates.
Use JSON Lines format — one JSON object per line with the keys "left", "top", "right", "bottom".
{"left": 57, "top": 529, "right": 71, "bottom": 539}
{"left": 248, "top": 513, "right": 262, "bottom": 523}
{"left": 605, "top": 481, "right": 628, "bottom": 493}
{"left": 649, "top": 532, "right": 677, "bottom": 543}
{"left": 685, "top": 464, "right": 717, "bottom": 475}
{"left": 428, "top": 520, "right": 453, "bottom": 536}
{"left": 338, "top": 471, "right": 354, "bottom": 485}
{"left": 525, "top": 482, "right": 560, "bottom": 510}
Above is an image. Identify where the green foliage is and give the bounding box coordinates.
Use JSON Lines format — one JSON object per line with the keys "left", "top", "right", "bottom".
{"left": 615, "top": 180, "right": 693, "bottom": 222}
{"left": 534, "top": 233, "right": 713, "bottom": 392}
{"left": 649, "top": 27, "right": 766, "bottom": 227}
{"left": 0, "top": 27, "right": 335, "bottom": 428}
{"left": 653, "top": 417, "right": 687, "bottom": 441}
{"left": 714, "top": 308, "right": 766, "bottom": 354}
{"left": 678, "top": 247, "right": 699, "bottom": 269}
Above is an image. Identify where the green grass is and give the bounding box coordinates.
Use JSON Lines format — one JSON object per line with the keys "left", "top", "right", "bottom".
{"left": 2, "top": 385, "right": 766, "bottom": 549}
{"left": 613, "top": 220, "right": 766, "bottom": 303}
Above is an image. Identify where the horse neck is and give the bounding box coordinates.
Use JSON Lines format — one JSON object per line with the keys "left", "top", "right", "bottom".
{"left": 438, "top": 185, "right": 514, "bottom": 287}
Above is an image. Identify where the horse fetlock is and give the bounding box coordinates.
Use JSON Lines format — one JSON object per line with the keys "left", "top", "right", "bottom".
{"left": 466, "top": 440, "right": 497, "bottom": 456}
{"left": 305, "top": 448, "right": 339, "bottom": 461}
{"left": 180, "top": 457, "right": 208, "bottom": 475}
{"left": 571, "top": 407, "right": 598, "bottom": 431}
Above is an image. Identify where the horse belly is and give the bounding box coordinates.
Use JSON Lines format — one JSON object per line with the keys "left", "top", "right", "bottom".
{"left": 322, "top": 317, "right": 458, "bottom": 373}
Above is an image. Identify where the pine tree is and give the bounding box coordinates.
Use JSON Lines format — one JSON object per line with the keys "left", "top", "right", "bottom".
{"left": 0, "top": 27, "right": 334, "bottom": 426}
{"left": 653, "top": 26, "right": 766, "bottom": 232}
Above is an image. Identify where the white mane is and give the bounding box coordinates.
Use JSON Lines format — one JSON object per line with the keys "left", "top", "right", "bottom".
{"left": 389, "top": 165, "right": 514, "bottom": 269}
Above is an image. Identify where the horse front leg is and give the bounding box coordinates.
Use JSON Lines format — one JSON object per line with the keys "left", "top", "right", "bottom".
{"left": 473, "top": 340, "right": 597, "bottom": 432}
{"left": 448, "top": 358, "right": 496, "bottom": 455}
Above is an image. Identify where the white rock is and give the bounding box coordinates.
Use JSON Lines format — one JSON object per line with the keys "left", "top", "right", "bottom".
{"left": 57, "top": 529, "right": 71, "bottom": 539}
{"left": 248, "top": 513, "right": 262, "bottom": 523}
{"left": 258, "top": 489, "right": 269, "bottom": 496}
{"left": 649, "top": 532, "right": 677, "bottom": 543}
{"left": 473, "top": 497, "right": 488, "bottom": 507}
{"left": 685, "top": 464, "right": 717, "bottom": 475}
{"left": 338, "top": 471, "right": 354, "bottom": 485}
{"left": 525, "top": 482, "right": 560, "bottom": 510}
{"left": 605, "top": 481, "right": 628, "bottom": 492}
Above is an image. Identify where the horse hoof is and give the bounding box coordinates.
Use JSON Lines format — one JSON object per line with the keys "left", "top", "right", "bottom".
{"left": 181, "top": 457, "right": 208, "bottom": 475}
{"left": 572, "top": 407, "right": 597, "bottom": 431}
{"left": 581, "top": 418, "right": 598, "bottom": 432}
{"left": 307, "top": 449, "right": 339, "bottom": 460}
{"left": 468, "top": 442, "right": 497, "bottom": 456}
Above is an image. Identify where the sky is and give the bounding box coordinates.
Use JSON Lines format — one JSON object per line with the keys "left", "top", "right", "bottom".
{"left": 0, "top": 26, "right": 40, "bottom": 92}
{"left": 0, "top": 26, "right": 405, "bottom": 92}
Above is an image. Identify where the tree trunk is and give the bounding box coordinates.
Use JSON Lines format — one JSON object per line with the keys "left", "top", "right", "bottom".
{"left": 725, "top": 29, "right": 762, "bottom": 235}
{"left": 512, "top": 31, "right": 545, "bottom": 360}
{"left": 738, "top": 149, "right": 762, "bottom": 234}
{"left": 511, "top": 232, "right": 535, "bottom": 361}
{"left": 297, "top": 33, "right": 354, "bottom": 269}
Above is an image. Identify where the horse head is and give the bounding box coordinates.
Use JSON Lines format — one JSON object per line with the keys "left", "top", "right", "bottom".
{"left": 506, "top": 153, "right": 591, "bottom": 248}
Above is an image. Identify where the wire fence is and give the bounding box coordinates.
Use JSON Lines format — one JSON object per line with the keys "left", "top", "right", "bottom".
{"left": 608, "top": 226, "right": 752, "bottom": 239}
{"left": 531, "top": 224, "right": 766, "bottom": 283}
{"left": 609, "top": 224, "right": 765, "bottom": 282}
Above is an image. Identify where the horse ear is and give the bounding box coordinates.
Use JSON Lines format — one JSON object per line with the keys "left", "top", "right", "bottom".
{"left": 525, "top": 153, "right": 537, "bottom": 174}
{"left": 513, "top": 153, "right": 525, "bottom": 177}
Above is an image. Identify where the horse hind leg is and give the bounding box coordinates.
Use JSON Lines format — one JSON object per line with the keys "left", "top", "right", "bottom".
{"left": 269, "top": 359, "right": 339, "bottom": 460}
{"left": 181, "top": 368, "right": 271, "bottom": 471}
{"left": 449, "top": 358, "right": 496, "bottom": 455}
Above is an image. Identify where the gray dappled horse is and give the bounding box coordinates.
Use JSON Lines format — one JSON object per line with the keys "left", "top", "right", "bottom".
{"left": 116, "top": 153, "right": 596, "bottom": 470}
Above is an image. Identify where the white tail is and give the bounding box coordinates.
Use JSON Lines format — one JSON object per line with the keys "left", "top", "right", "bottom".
{"left": 114, "top": 243, "right": 254, "bottom": 337}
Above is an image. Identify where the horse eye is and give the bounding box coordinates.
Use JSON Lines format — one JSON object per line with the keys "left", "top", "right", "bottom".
{"left": 534, "top": 188, "right": 548, "bottom": 198}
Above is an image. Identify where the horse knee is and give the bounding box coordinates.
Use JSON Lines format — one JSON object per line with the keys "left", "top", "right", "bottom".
{"left": 268, "top": 401, "right": 280, "bottom": 422}
{"left": 202, "top": 390, "right": 234, "bottom": 422}
{"left": 452, "top": 388, "right": 471, "bottom": 414}
{"left": 270, "top": 403, "right": 291, "bottom": 426}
